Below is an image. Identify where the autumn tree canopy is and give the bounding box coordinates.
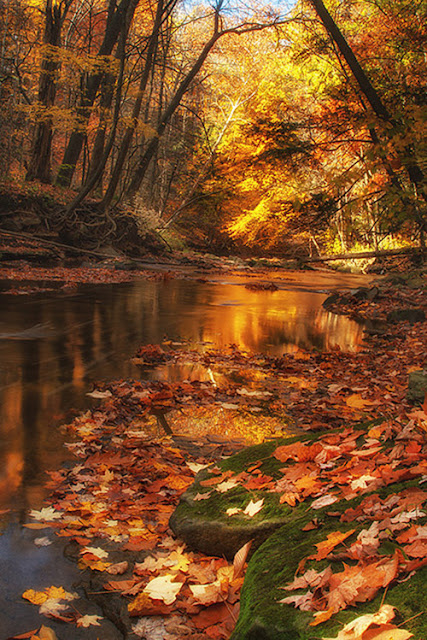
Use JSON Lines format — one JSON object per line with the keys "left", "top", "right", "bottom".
{"left": 0, "top": 0, "right": 425, "bottom": 255}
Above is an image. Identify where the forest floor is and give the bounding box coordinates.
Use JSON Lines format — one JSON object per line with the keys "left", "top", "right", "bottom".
{"left": 2, "top": 230, "right": 427, "bottom": 639}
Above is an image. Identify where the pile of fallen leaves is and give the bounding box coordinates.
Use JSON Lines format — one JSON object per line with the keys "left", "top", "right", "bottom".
{"left": 11, "top": 275, "right": 427, "bottom": 639}
{"left": 18, "top": 406, "right": 250, "bottom": 639}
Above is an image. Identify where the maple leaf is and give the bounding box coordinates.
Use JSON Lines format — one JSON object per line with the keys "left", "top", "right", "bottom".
{"left": 193, "top": 491, "right": 212, "bottom": 500}
{"left": 22, "top": 589, "right": 49, "bottom": 605}
{"left": 39, "top": 599, "right": 70, "bottom": 617}
{"left": 283, "top": 566, "right": 332, "bottom": 591}
{"left": 44, "top": 587, "right": 76, "bottom": 601}
{"left": 278, "top": 590, "right": 314, "bottom": 610}
{"left": 143, "top": 574, "right": 183, "bottom": 605}
{"left": 243, "top": 498, "right": 264, "bottom": 516}
{"left": 226, "top": 507, "right": 242, "bottom": 516}
{"left": 322, "top": 606, "right": 413, "bottom": 639}
{"left": 29, "top": 507, "right": 62, "bottom": 521}
{"left": 216, "top": 479, "right": 240, "bottom": 493}
{"left": 326, "top": 551, "right": 401, "bottom": 612}
{"left": 164, "top": 549, "right": 191, "bottom": 572}
{"left": 311, "top": 529, "right": 356, "bottom": 561}
{"left": 76, "top": 614, "right": 103, "bottom": 627}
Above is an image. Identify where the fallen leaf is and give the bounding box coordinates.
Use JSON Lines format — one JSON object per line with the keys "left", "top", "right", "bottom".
{"left": 76, "top": 614, "right": 103, "bottom": 627}
{"left": 321, "top": 604, "right": 396, "bottom": 638}
{"left": 311, "top": 494, "right": 339, "bottom": 510}
{"left": 189, "top": 582, "right": 224, "bottom": 606}
{"left": 233, "top": 540, "right": 252, "bottom": 579}
{"left": 34, "top": 537, "right": 52, "bottom": 547}
{"left": 105, "top": 561, "right": 129, "bottom": 575}
{"left": 82, "top": 546, "right": 109, "bottom": 559}
{"left": 132, "top": 617, "right": 168, "bottom": 639}
{"left": 278, "top": 590, "right": 314, "bottom": 610}
{"left": 29, "top": 507, "right": 62, "bottom": 521}
{"left": 144, "top": 574, "right": 183, "bottom": 605}
{"left": 36, "top": 626, "right": 58, "bottom": 640}
{"left": 311, "top": 529, "right": 355, "bottom": 561}
{"left": 243, "top": 498, "right": 264, "bottom": 517}
{"left": 38, "top": 599, "right": 70, "bottom": 617}
{"left": 86, "top": 390, "right": 112, "bottom": 398}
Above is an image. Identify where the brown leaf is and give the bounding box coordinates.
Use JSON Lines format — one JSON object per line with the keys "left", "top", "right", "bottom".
{"left": 233, "top": 540, "right": 252, "bottom": 579}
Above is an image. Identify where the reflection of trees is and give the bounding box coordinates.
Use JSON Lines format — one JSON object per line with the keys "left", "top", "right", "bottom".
{"left": 0, "top": 277, "right": 364, "bottom": 514}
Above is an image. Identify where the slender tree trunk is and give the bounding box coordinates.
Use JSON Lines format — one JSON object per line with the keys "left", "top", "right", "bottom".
{"left": 101, "top": 0, "right": 171, "bottom": 210}
{"left": 86, "top": 72, "right": 116, "bottom": 193}
{"left": 26, "top": 0, "right": 71, "bottom": 183}
{"left": 55, "top": 0, "right": 139, "bottom": 188}
{"left": 309, "top": 0, "right": 427, "bottom": 230}
{"left": 125, "top": 29, "right": 222, "bottom": 200}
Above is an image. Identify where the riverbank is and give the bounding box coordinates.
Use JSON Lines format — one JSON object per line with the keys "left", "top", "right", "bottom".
{"left": 4, "top": 265, "right": 425, "bottom": 639}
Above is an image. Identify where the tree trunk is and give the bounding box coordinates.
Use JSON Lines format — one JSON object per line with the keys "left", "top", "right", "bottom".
{"left": 125, "top": 29, "right": 222, "bottom": 201}
{"left": 26, "top": 0, "right": 71, "bottom": 183}
{"left": 55, "top": 0, "right": 139, "bottom": 188}
{"left": 101, "top": 0, "right": 172, "bottom": 210}
{"left": 309, "top": 0, "right": 427, "bottom": 229}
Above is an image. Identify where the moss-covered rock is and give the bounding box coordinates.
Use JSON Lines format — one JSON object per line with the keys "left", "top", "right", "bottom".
{"left": 231, "top": 507, "right": 427, "bottom": 640}
{"left": 170, "top": 437, "right": 298, "bottom": 558}
{"left": 407, "top": 369, "right": 427, "bottom": 403}
{"left": 170, "top": 421, "right": 427, "bottom": 639}
{"left": 386, "top": 308, "right": 426, "bottom": 324}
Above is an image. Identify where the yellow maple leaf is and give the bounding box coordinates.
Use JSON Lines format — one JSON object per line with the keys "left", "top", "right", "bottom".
{"left": 22, "top": 589, "right": 48, "bottom": 605}
{"left": 78, "top": 557, "right": 112, "bottom": 571}
{"left": 345, "top": 394, "right": 375, "bottom": 409}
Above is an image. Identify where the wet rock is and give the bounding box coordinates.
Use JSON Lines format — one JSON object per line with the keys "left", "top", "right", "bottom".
{"left": 169, "top": 508, "right": 286, "bottom": 560}
{"left": 322, "top": 292, "right": 340, "bottom": 308}
{"left": 349, "top": 286, "right": 379, "bottom": 300}
{"left": 386, "top": 308, "right": 426, "bottom": 324}
{"left": 114, "top": 260, "right": 140, "bottom": 271}
{"left": 407, "top": 370, "right": 427, "bottom": 403}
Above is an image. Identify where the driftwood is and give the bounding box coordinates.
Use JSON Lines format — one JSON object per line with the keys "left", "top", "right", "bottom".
{"left": 302, "top": 246, "right": 425, "bottom": 263}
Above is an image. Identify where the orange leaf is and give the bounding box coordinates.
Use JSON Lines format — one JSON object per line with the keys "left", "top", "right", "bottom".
{"left": 311, "top": 529, "right": 356, "bottom": 561}
{"left": 309, "top": 607, "right": 334, "bottom": 626}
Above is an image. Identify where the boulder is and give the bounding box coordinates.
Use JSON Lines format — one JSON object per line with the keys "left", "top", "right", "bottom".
{"left": 386, "top": 308, "right": 426, "bottom": 324}
{"left": 407, "top": 369, "right": 427, "bottom": 403}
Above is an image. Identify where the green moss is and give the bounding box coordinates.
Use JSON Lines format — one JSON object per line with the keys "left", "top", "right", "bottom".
{"left": 231, "top": 480, "right": 427, "bottom": 639}
{"left": 171, "top": 418, "right": 426, "bottom": 637}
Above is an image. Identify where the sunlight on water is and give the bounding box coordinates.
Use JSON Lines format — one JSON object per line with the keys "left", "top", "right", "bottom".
{"left": 0, "top": 271, "right": 369, "bottom": 514}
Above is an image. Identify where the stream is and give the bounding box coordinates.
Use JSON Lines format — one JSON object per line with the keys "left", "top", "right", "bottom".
{"left": 0, "top": 266, "right": 371, "bottom": 637}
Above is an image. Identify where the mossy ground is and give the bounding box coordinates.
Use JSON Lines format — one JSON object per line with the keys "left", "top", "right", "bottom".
{"left": 232, "top": 479, "right": 427, "bottom": 639}
{"left": 171, "top": 421, "right": 427, "bottom": 639}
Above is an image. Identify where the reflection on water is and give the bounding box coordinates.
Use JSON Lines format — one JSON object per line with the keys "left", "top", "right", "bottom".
{"left": 0, "top": 273, "right": 368, "bottom": 515}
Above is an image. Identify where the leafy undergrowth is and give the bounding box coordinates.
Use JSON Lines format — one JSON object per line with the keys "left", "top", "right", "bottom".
{"left": 9, "top": 276, "right": 427, "bottom": 639}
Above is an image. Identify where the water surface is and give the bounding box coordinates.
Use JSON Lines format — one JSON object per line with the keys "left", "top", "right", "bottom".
{"left": 0, "top": 269, "right": 370, "bottom": 515}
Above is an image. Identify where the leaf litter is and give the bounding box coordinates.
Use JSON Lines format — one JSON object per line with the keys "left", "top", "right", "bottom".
{"left": 13, "top": 278, "right": 427, "bottom": 639}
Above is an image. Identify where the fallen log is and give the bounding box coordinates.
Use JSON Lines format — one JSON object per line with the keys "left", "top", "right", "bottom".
{"left": 302, "top": 246, "right": 425, "bottom": 262}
